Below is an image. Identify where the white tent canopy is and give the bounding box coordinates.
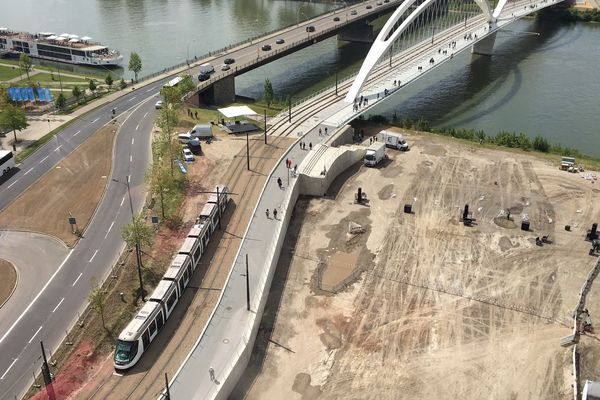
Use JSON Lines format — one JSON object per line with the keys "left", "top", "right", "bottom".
{"left": 217, "top": 105, "right": 257, "bottom": 118}
{"left": 81, "top": 36, "right": 92, "bottom": 41}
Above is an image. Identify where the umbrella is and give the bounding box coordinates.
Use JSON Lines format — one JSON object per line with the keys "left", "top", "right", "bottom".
{"left": 80, "top": 36, "right": 92, "bottom": 41}
{"left": 46, "top": 35, "right": 57, "bottom": 40}
{"left": 55, "top": 37, "right": 66, "bottom": 42}
{"left": 59, "top": 33, "right": 70, "bottom": 37}
{"left": 68, "top": 34, "right": 79, "bottom": 39}
{"left": 69, "top": 38, "right": 79, "bottom": 43}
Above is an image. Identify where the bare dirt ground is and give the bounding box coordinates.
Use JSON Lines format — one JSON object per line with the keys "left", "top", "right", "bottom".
{"left": 0, "top": 258, "right": 17, "bottom": 307}
{"left": 0, "top": 124, "right": 117, "bottom": 247}
{"left": 235, "top": 129, "right": 600, "bottom": 400}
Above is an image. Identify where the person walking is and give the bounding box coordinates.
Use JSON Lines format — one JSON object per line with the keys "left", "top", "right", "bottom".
{"left": 277, "top": 177, "right": 283, "bottom": 189}
{"left": 309, "top": 142, "right": 312, "bottom": 150}
{"left": 319, "top": 128, "right": 322, "bottom": 136}
{"left": 265, "top": 209, "right": 270, "bottom": 219}
{"left": 273, "top": 208, "right": 278, "bottom": 220}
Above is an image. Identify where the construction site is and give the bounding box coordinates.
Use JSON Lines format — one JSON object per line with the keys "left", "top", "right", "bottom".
{"left": 234, "top": 128, "right": 600, "bottom": 400}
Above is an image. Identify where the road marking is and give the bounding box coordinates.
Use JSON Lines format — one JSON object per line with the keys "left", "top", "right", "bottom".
{"left": 52, "top": 298, "right": 65, "bottom": 313}
{"left": 28, "top": 326, "right": 43, "bottom": 344}
{"left": 91, "top": 118, "right": 99, "bottom": 124}
{"left": 105, "top": 221, "right": 115, "bottom": 239}
{"left": 73, "top": 130, "right": 81, "bottom": 137}
{"left": 120, "top": 196, "right": 125, "bottom": 207}
{"left": 145, "top": 88, "right": 154, "bottom": 93}
{"left": 130, "top": 155, "right": 133, "bottom": 163}
{"left": 131, "top": 138, "right": 135, "bottom": 145}
{"left": 54, "top": 145, "right": 62, "bottom": 152}
{"left": 23, "top": 168, "right": 34, "bottom": 175}
{"left": 7, "top": 180, "right": 18, "bottom": 189}
{"left": 143, "top": 112, "right": 148, "bottom": 118}
{"left": 72, "top": 272, "right": 83, "bottom": 287}
{"left": 128, "top": 96, "right": 137, "bottom": 102}
{"left": 39, "top": 155, "right": 49, "bottom": 164}
{"left": 89, "top": 250, "right": 99, "bottom": 263}
{"left": 135, "top": 124, "right": 139, "bottom": 131}
{"left": 1, "top": 358, "right": 18, "bottom": 380}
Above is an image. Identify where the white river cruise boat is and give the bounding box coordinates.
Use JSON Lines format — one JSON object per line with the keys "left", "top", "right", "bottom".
{"left": 0, "top": 28, "right": 122, "bottom": 67}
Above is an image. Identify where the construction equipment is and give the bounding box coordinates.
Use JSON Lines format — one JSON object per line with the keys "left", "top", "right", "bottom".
{"left": 460, "top": 204, "right": 476, "bottom": 226}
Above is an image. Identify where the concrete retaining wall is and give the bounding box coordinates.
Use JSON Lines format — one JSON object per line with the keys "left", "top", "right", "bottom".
{"left": 300, "top": 146, "right": 365, "bottom": 197}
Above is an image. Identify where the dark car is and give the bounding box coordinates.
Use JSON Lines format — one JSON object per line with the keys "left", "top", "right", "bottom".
{"left": 351, "top": 9, "right": 358, "bottom": 15}
{"left": 384, "top": 0, "right": 390, "bottom": 3}
{"left": 261, "top": 44, "right": 272, "bottom": 51}
{"left": 306, "top": 25, "right": 316, "bottom": 32}
{"left": 333, "top": 16, "right": 340, "bottom": 22}
{"left": 224, "top": 58, "right": 235, "bottom": 65}
{"left": 366, "top": 5, "right": 372, "bottom": 9}
{"left": 198, "top": 73, "right": 210, "bottom": 82}
{"left": 276, "top": 38, "right": 285, "bottom": 44}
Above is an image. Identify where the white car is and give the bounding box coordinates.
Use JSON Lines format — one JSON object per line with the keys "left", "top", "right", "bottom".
{"left": 182, "top": 148, "right": 194, "bottom": 162}
{"left": 155, "top": 100, "right": 163, "bottom": 109}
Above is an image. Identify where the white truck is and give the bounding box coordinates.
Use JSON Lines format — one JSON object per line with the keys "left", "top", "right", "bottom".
{"left": 187, "top": 124, "right": 213, "bottom": 139}
{"left": 199, "top": 63, "right": 214, "bottom": 74}
{"left": 377, "top": 130, "right": 409, "bottom": 151}
{"left": 364, "top": 142, "right": 386, "bottom": 167}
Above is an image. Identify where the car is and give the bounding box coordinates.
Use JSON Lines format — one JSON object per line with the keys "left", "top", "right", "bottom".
{"left": 155, "top": 100, "right": 163, "bottom": 109}
{"left": 262, "top": 44, "right": 272, "bottom": 51}
{"left": 351, "top": 10, "right": 358, "bottom": 15}
{"left": 198, "top": 73, "right": 210, "bottom": 81}
{"left": 182, "top": 148, "right": 194, "bottom": 162}
{"left": 384, "top": 0, "right": 390, "bottom": 3}
{"left": 333, "top": 16, "right": 340, "bottom": 22}
{"left": 366, "top": 5, "right": 372, "bottom": 9}
{"left": 376, "top": 1, "right": 383, "bottom": 5}
{"left": 221, "top": 64, "right": 231, "bottom": 71}
{"left": 224, "top": 58, "right": 235, "bottom": 65}
{"left": 306, "top": 25, "right": 316, "bottom": 32}
{"left": 276, "top": 38, "right": 285, "bottom": 44}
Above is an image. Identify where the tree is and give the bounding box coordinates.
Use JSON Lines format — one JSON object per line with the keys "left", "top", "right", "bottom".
{"left": 0, "top": 104, "right": 28, "bottom": 144}
{"left": 72, "top": 85, "right": 82, "bottom": 103}
{"left": 121, "top": 214, "right": 153, "bottom": 251}
{"left": 105, "top": 74, "right": 114, "bottom": 90}
{"left": 533, "top": 135, "right": 550, "bottom": 153}
{"left": 128, "top": 52, "right": 142, "bottom": 82}
{"left": 19, "top": 53, "right": 33, "bottom": 81}
{"left": 88, "top": 279, "right": 108, "bottom": 330}
{"left": 262, "top": 78, "right": 274, "bottom": 108}
{"left": 119, "top": 78, "right": 127, "bottom": 90}
{"left": 0, "top": 86, "right": 10, "bottom": 108}
{"left": 88, "top": 79, "right": 97, "bottom": 94}
{"left": 177, "top": 74, "right": 195, "bottom": 97}
{"left": 146, "top": 162, "right": 170, "bottom": 218}
{"left": 55, "top": 93, "right": 66, "bottom": 111}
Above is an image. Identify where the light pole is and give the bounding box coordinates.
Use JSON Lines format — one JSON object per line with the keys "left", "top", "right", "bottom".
{"left": 112, "top": 177, "right": 145, "bottom": 302}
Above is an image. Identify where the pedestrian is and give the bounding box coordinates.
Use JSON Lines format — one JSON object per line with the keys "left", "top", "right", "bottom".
{"left": 319, "top": 128, "right": 322, "bottom": 136}
{"left": 195, "top": 111, "right": 198, "bottom": 119}
{"left": 273, "top": 208, "right": 278, "bottom": 220}
{"left": 325, "top": 127, "right": 328, "bottom": 135}
{"left": 309, "top": 142, "right": 312, "bottom": 150}
{"left": 266, "top": 208, "right": 270, "bottom": 219}
{"left": 370, "top": 137, "right": 373, "bottom": 144}
{"left": 294, "top": 164, "right": 297, "bottom": 174}
{"left": 277, "top": 177, "right": 282, "bottom": 188}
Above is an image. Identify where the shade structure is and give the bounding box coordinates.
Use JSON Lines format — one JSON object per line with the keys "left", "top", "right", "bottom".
{"left": 80, "top": 36, "right": 92, "bottom": 41}
{"left": 68, "top": 34, "right": 79, "bottom": 39}
{"left": 69, "top": 38, "right": 79, "bottom": 43}
{"left": 217, "top": 105, "right": 257, "bottom": 118}
{"left": 46, "top": 35, "right": 58, "bottom": 40}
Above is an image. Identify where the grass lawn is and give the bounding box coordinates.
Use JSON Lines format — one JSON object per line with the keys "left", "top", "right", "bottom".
{"left": 12, "top": 72, "right": 93, "bottom": 86}
{"left": 0, "top": 64, "right": 22, "bottom": 82}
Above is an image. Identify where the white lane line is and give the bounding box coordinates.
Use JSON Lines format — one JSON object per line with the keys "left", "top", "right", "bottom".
{"left": 130, "top": 155, "right": 133, "bottom": 163}
{"left": 73, "top": 130, "right": 81, "bottom": 137}
{"left": 145, "top": 88, "right": 154, "bottom": 93}
{"left": 105, "top": 221, "right": 115, "bottom": 239}
{"left": 28, "top": 326, "right": 43, "bottom": 344}
{"left": 128, "top": 96, "right": 137, "bottom": 102}
{"left": 54, "top": 145, "right": 62, "bottom": 152}
{"left": 135, "top": 124, "right": 139, "bottom": 131}
{"left": 0, "top": 358, "right": 18, "bottom": 380}
{"left": 7, "top": 180, "right": 18, "bottom": 189}
{"left": 143, "top": 112, "right": 148, "bottom": 118}
{"left": 39, "top": 155, "right": 49, "bottom": 164}
{"left": 23, "top": 168, "right": 34, "bottom": 175}
{"left": 120, "top": 196, "right": 125, "bottom": 207}
{"left": 72, "top": 272, "right": 83, "bottom": 287}
{"left": 90, "top": 118, "right": 99, "bottom": 124}
{"left": 52, "top": 297, "right": 65, "bottom": 313}
{"left": 89, "top": 250, "right": 99, "bottom": 263}
{"left": 131, "top": 138, "right": 135, "bottom": 145}
{"left": 0, "top": 249, "right": 74, "bottom": 345}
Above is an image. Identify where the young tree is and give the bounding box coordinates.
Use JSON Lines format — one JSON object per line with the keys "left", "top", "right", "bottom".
{"left": 0, "top": 86, "right": 10, "bottom": 108}
{"left": 121, "top": 214, "right": 154, "bottom": 251}
{"left": 128, "top": 52, "right": 142, "bottom": 82}
{"left": 177, "top": 74, "right": 195, "bottom": 97}
{"left": 72, "top": 85, "right": 82, "bottom": 103}
{"left": 89, "top": 79, "right": 97, "bottom": 94}
{"left": 19, "top": 53, "right": 33, "bottom": 81}
{"left": 0, "top": 104, "right": 28, "bottom": 144}
{"left": 88, "top": 279, "right": 108, "bottom": 330}
{"left": 55, "top": 92, "right": 66, "bottom": 111}
{"left": 105, "top": 74, "right": 114, "bottom": 90}
{"left": 262, "top": 78, "right": 274, "bottom": 108}
{"left": 146, "top": 162, "right": 170, "bottom": 218}
{"left": 119, "top": 78, "right": 127, "bottom": 90}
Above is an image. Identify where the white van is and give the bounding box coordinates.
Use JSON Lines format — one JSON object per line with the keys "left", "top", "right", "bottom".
{"left": 199, "top": 63, "right": 214, "bottom": 74}
{"left": 187, "top": 124, "right": 213, "bottom": 139}
{"left": 178, "top": 133, "right": 192, "bottom": 144}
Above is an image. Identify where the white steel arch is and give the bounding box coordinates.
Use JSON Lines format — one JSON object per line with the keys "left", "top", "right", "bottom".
{"left": 345, "top": 0, "right": 494, "bottom": 103}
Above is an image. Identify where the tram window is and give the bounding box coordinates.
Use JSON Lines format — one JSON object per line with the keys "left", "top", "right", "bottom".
{"left": 156, "top": 312, "right": 164, "bottom": 330}
{"left": 149, "top": 319, "right": 157, "bottom": 337}
{"left": 193, "top": 245, "right": 201, "bottom": 263}
{"left": 142, "top": 331, "right": 150, "bottom": 348}
{"left": 166, "top": 291, "right": 177, "bottom": 310}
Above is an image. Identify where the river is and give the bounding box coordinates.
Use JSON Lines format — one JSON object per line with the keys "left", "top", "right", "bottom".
{"left": 3, "top": 1, "right": 599, "bottom": 155}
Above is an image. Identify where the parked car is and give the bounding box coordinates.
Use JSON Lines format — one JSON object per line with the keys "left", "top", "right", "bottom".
{"left": 221, "top": 64, "right": 230, "bottom": 71}
{"left": 262, "top": 44, "right": 272, "bottom": 51}
{"left": 198, "top": 73, "right": 210, "bottom": 82}
{"left": 182, "top": 148, "right": 194, "bottom": 162}
{"left": 376, "top": 1, "right": 383, "bottom": 5}
{"left": 384, "top": 0, "right": 390, "bottom": 3}
{"left": 351, "top": 9, "right": 358, "bottom": 15}
{"left": 366, "top": 5, "right": 373, "bottom": 9}
{"left": 276, "top": 38, "right": 285, "bottom": 44}
{"left": 333, "top": 16, "right": 340, "bottom": 21}
{"left": 178, "top": 133, "right": 192, "bottom": 144}
{"left": 306, "top": 25, "right": 316, "bottom": 32}
{"left": 224, "top": 58, "right": 235, "bottom": 64}
{"left": 155, "top": 100, "right": 163, "bottom": 109}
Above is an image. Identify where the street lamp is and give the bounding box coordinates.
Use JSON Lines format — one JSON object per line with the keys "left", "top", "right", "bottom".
{"left": 112, "top": 177, "right": 145, "bottom": 302}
